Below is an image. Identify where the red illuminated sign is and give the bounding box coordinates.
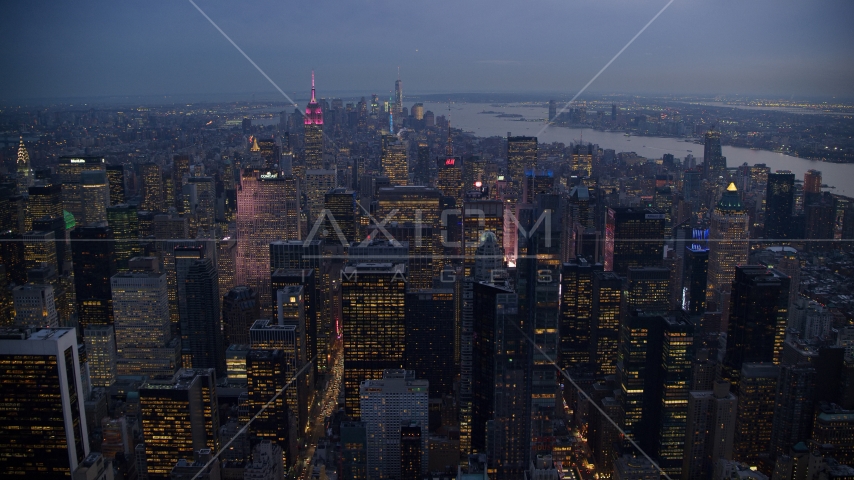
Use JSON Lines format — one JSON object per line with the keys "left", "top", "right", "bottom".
{"left": 445, "top": 158, "right": 455, "bottom": 166}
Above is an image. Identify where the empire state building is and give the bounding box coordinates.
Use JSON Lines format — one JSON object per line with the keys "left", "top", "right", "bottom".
{"left": 304, "top": 71, "right": 324, "bottom": 170}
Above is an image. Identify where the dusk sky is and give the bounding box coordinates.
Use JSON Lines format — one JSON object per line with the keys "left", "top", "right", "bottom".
{"left": 2, "top": 0, "right": 853, "bottom": 102}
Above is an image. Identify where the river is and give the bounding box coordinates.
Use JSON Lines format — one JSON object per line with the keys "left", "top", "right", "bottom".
{"left": 422, "top": 102, "right": 854, "bottom": 197}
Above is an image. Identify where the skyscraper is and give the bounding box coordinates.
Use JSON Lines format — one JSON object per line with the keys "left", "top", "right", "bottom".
{"left": 359, "top": 370, "right": 428, "bottom": 479}
{"left": 106, "top": 204, "right": 139, "bottom": 271}
{"left": 237, "top": 169, "right": 300, "bottom": 311}
{"left": 111, "top": 269, "right": 180, "bottom": 377}
{"left": 304, "top": 72, "right": 324, "bottom": 170}
{"left": 16, "top": 138, "right": 33, "bottom": 196}
{"left": 0, "top": 327, "right": 89, "bottom": 477}
{"left": 83, "top": 324, "right": 117, "bottom": 388}
{"left": 140, "top": 162, "right": 165, "bottom": 213}
{"left": 682, "top": 381, "right": 737, "bottom": 479}
{"left": 139, "top": 369, "right": 219, "bottom": 480}
{"left": 56, "top": 156, "right": 105, "bottom": 222}
{"left": 324, "top": 188, "right": 359, "bottom": 245}
{"left": 591, "top": 270, "right": 623, "bottom": 376}
{"left": 304, "top": 169, "right": 337, "bottom": 233}
{"left": 765, "top": 171, "right": 795, "bottom": 241}
{"left": 604, "top": 207, "right": 665, "bottom": 274}
{"left": 26, "top": 183, "right": 62, "bottom": 231}
{"left": 381, "top": 135, "right": 408, "bottom": 186}
{"left": 560, "top": 257, "right": 601, "bottom": 371}
{"left": 683, "top": 242, "right": 709, "bottom": 315}
{"left": 105, "top": 164, "right": 125, "bottom": 206}
{"left": 71, "top": 224, "right": 117, "bottom": 328}
{"left": 184, "top": 259, "right": 225, "bottom": 376}
{"left": 405, "top": 288, "right": 455, "bottom": 399}
{"left": 571, "top": 143, "right": 594, "bottom": 177}
{"left": 703, "top": 129, "right": 727, "bottom": 180}
{"left": 705, "top": 183, "right": 750, "bottom": 314}
{"left": 341, "top": 263, "right": 406, "bottom": 418}
{"left": 437, "top": 155, "right": 463, "bottom": 209}
{"left": 222, "top": 285, "right": 260, "bottom": 347}
{"left": 246, "top": 349, "right": 292, "bottom": 470}
{"left": 721, "top": 266, "right": 790, "bottom": 391}
{"left": 507, "top": 135, "right": 537, "bottom": 197}
{"left": 733, "top": 363, "right": 779, "bottom": 468}
{"left": 12, "top": 284, "right": 58, "bottom": 328}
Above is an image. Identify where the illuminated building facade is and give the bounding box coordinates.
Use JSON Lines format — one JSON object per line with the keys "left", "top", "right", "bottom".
{"left": 507, "top": 135, "right": 537, "bottom": 197}
{"left": 733, "top": 363, "right": 779, "bottom": 467}
{"left": 324, "top": 188, "right": 359, "bottom": 245}
{"left": 12, "top": 284, "right": 58, "bottom": 328}
{"left": 703, "top": 129, "right": 727, "bottom": 180}
{"left": 381, "top": 135, "right": 408, "bottom": 186}
{"left": 305, "top": 169, "right": 337, "bottom": 231}
{"left": 106, "top": 204, "right": 139, "bottom": 271}
{"left": 591, "top": 270, "right": 622, "bottom": 376}
{"left": 140, "top": 162, "right": 165, "bottom": 213}
{"left": 705, "top": 183, "right": 749, "bottom": 313}
{"left": 139, "top": 369, "right": 220, "bottom": 480}
{"left": 571, "top": 142, "right": 594, "bottom": 177}
{"left": 106, "top": 164, "right": 125, "bottom": 206}
{"left": 82, "top": 324, "right": 117, "bottom": 387}
{"left": 23, "top": 229, "right": 58, "bottom": 274}
{"left": 56, "top": 156, "right": 105, "bottom": 222}
{"left": 304, "top": 72, "right": 324, "bottom": 170}
{"left": 237, "top": 169, "right": 301, "bottom": 311}
{"left": 604, "top": 207, "right": 665, "bottom": 274}
{"left": 0, "top": 327, "right": 89, "bottom": 478}
{"left": 16, "top": 138, "right": 33, "bottom": 195}
{"left": 360, "top": 370, "right": 429, "bottom": 479}
{"left": 560, "top": 257, "right": 601, "bottom": 371}
{"left": 683, "top": 381, "right": 737, "bottom": 480}
{"left": 342, "top": 263, "right": 406, "bottom": 418}
{"left": 436, "top": 156, "right": 463, "bottom": 207}
{"left": 246, "top": 349, "right": 292, "bottom": 470}
{"left": 462, "top": 198, "right": 503, "bottom": 275}
{"left": 217, "top": 237, "right": 236, "bottom": 301}
{"left": 111, "top": 270, "right": 180, "bottom": 377}
{"left": 80, "top": 170, "right": 108, "bottom": 225}
{"left": 625, "top": 267, "right": 671, "bottom": 314}
{"left": 26, "top": 183, "right": 62, "bottom": 231}
{"left": 271, "top": 268, "right": 318, "bottom": 380}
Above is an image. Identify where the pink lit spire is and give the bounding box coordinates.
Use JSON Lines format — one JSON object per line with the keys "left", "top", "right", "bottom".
{"left": 305, "top": 71, "right": 323, "bottom": 125}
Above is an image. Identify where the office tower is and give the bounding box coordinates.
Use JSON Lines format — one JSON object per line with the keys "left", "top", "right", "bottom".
{"left": 246, "top": 349, "right": 292, "bottom": 470}
{"left": 394, "top": 76, "right": 403, "bottom": 115}
{"left": 604, "top": 207, "right": 665, "bottom": 274}
{"left": 437, "top": 155, "right": 463, "bottom": 207}
{"left": 184, "top": 259, "right": 225, "bottom": 375}
{"left": 560, "top": 258, "right": 601, "bottom": 371}
{"left": 304, "top": 169, "right": 337, "bottom": 231}
{"left": 217, "top": 236, "right": 236, "bottom": 300}
{"left": 400, "top": 423, "right": 423, "bottom": 478}
{"left": 703, "top": 129, "right": 727, "bottom": 180}
{"left": 803, "top": 168, "right": 822, "bottom": 200}
{"left": 82, "top": 324, "right": 117, "bottom": 387}
{"left": 12, "top": 283, "right": 58, "bottom": 327}
{"left": 271, "top": 268, "right": 318, "bottom": 378}
{"left": 462, "top": 198, "right": 504, "bottom": 275}
{"left": 56, "top": 156, "right": 105, "bottom": 221}
{"left": 591, "top": 270, "right": 622, "bottom": 375}
{"left": 683, "top": 243, "right": 709, "bottom": 315}
{"left": 341, "top": 422, "right": 368, "bottom": 479}
{"left": 107, "top": 204, "right": 139, "bottom": 270}
{"left": 222, "top": 285, "right": 260, "bottom": 346}
{"left": 805, "top": 192, "right": 837, "bottom": 249}
{"left": 175, "top": 245, "right": 204, "bottom": 349}
{"left": 23, "top": 229, "right": 58, "bottom": 274}
{"left": 341, "top": 263, "right": 406, "bottom": 418}
{"left": 705, "top": 183, "right": 749, "bottom": 313}
{"left": 381, "top": 135, "right": 408, "bottom": 186}
{"left": 683, "top": 380, "right": 738, "bottom": 480}
{"left": 471, "top": 281, "right": 529, "bottom": 475}
{"left": 185, "top": 176, "right": 216, "bottom": 233}
{"left": 405, "top": 288, "right": 455, "bottom": 399}
{"left": 16, "top": 138, "right": 33, "bottom": 195}
{"left": 721, "top": 266, "right": 790, "bottom": 391}
{"left": 0, "top": 327, "right": 89, "bottom": 477}
{"left": 304, "top": 72, "right": 324, "bottom": 170}
{"left": 412, "top": 142, "right": 430, "bottom": 186}
{"left": 71, "top": 224, "right": 116, "bottom": 328}
{"left": 507, "top": 135, "right": 538, "bottom": 196}
{"left": 360, "top": 370, "right": 428, "bottom": 479}
{"left": 237, "top": 169, "right": 300, "bottom": 310}
{"left": 813, "top": 403, "right": 854, "bottom": 466}
{"left": 111, "top": 269, "right": 180, "bottom": 377}
{"left": 767, "top": 340, "right": 820, "bottom": 462}
{"left": 324, "top": 188, "right": 359, "bottom": 245}
{"left": 733, "top": 363, "right": 779, "bottom": 468}
{"left": 152, "top": 213, "right": 189, "bottom": 252}
{"left": 79, "top": 170, "right": 108, "bottom": 225}
{"left": 618, "top": 313, "right": 694, "bottom": 477}
{"left": 548, "top": 99, "right": 557, "bottom": 122}
{"left": 139, "top": 369, "right": 219, "bottom": 480}
{"left": 105, "top": 164, "right": 125, "bottom": 205}
{"left": 765, "top": 172, "right": 795, "bottom": 241}
{"left": 572, "top": 143, "right": 594, "bottom": 177}
{"left": 140, "top": 163, "right": 165, "bottom": 212}
{"left": 625, "top": 267, "right": 671, "bottom": 313}
{"left": 172, "top": 155, "right": 191, "bottom": 210}
{"left": 26, "top": 183, "right": 62, "bottom": 231}
{"left": 255, "top": 137, "right": 281, "bottom": 171}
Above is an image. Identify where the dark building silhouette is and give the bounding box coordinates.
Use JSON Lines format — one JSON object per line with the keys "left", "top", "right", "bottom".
{"left": 71, "top": 224, "right": 116, "bottom": 328}
{"left": 560, "top": 258, "right": 601, "bottom": 371}
{"left": 682, "top": 244, "right": 709, "bottom": 315}
{"left": 184, "top": 258, "right": 225, "bottom": 376}
{"left": 400, "top": 423, "right": 423, "bottom": 479}
{"left": 106, "top": 204, "right": 139, "bottom": 271}
{"left": 721, "top": 266, "right": 790, "bottom": 392}
{"left": 246, "top": 348, "right": 292, "bottom": 469}
{"left": 222, "top": 285, "right": 260, "bottom": 346}
{"left": 604, "top": 207, "right": 665, "bottom": 274}
{"left": 271, "top": 268, "right": 318, "bottom": 379}
{"left": 404, "top": 289, "right": 455, "bottom": 399}
{"left": 703, "top": 129, "right": 727, "bottom": 180}
{"left": 765, "top": 171, "right": 795, "bottom": 241}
